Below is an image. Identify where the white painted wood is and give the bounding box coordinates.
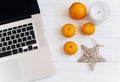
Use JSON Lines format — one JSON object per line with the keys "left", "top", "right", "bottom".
{"left": 36, "top": 62, "right": 120, "bottom": 82}
{"left": 35, "top": 0, "right": 120, "bottom": 82}
{"left": 38, "top": 0, "right": 120, "bottom": 16}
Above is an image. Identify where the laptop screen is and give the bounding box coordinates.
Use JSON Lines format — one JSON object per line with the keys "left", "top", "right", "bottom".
{"left": 0, "top": 0, "right": 40, "bottom": 25}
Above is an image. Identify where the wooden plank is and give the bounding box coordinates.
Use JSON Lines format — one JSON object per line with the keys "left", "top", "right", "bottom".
{"left": 38, "top": 0, "right": 120, "bottom": 16}
{"left": 45, "top": 31, "right": 120, "bottom": 61}
{"left": 41, "top": 15, "right": 120, "bottom": 31}
{"left": 41, "top": 15, "right": 120, "bottom": 39}
{"left": 35, "top": 62, "right": 120, "bottom": 82}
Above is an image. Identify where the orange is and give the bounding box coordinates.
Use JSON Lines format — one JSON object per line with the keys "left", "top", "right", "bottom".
{"left": 61, "top": 24, "right": 76, "bottom": 38}
{"left": 69, "top": 2, "right": 87, "bottom": 20}
{"left": 64, "top": 41, "right": 78, "bottom": 55}
{"left": 81, "top": 23, "right": 95, "bottom": 35}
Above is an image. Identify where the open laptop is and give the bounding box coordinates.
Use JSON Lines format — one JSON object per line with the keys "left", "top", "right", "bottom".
{"left": 0, "top": 0, "right": 54, "bottom": 82}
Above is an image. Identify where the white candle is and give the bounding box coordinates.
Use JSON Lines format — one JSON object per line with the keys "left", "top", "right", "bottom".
{"left": 88, "top": 1, "right": 110, "bottom": 25}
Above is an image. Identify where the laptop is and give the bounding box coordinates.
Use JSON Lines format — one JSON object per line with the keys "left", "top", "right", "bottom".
{"left": 0, "top": 0, "right": 54, "bottom": 82}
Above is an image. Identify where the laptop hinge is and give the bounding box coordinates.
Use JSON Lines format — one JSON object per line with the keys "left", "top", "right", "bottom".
{"left": 0, "top": 15, "right": 31, "bottom": 25}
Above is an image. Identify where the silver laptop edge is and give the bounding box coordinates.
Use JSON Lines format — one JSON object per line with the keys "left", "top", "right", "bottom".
{"left": 0, "top": 14, "right": 54, "bottom": 82}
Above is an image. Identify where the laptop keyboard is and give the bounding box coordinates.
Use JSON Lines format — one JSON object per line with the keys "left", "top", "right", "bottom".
{"left": 0, "top": 23, "right": 38, "bottom": 58}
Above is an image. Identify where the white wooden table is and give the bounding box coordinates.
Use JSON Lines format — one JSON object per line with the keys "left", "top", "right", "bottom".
{"left": 35, "top": 0, "right": 120, "bottom": 82}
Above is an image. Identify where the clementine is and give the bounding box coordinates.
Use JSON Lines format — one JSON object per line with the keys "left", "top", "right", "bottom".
{"left": 81, "top": 23, "right": 95, "bottom": 35}
{"left": 69, "top": 2, "right": 87, "bottom": 20}
{"left": 61, "top": 24, "right": 76, "bottom": 38}
{"left": 64, "top": 41, "right": 78, "bottom": 55}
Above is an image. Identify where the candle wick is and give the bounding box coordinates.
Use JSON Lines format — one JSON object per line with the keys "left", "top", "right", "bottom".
{"left": 98, "top": 11, "right": 101, "bottom": 14}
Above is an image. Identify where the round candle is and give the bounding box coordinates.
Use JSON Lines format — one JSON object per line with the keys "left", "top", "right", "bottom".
{"left": 88, "top": 1, "right": 110, "bottom": 25}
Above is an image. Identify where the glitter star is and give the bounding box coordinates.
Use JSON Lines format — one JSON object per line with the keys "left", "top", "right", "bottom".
{"left": 77, "top": 44, "right": 106, "bottom": 71}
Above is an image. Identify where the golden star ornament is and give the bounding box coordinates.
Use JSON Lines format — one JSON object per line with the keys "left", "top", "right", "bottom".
{"left": 77, "top": 43, "right": 106, "bottom": 71}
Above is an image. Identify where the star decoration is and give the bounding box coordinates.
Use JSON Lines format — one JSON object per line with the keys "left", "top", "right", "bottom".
{"left": 77, "top": 44, "right": 106, "bottom": 71}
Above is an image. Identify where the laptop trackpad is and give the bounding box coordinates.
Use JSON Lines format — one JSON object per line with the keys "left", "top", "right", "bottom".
{"left": 0, "top": 60, "right": 21, "bottom": 82}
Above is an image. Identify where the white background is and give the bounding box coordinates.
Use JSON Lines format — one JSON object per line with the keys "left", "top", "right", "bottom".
{"left": 35, "top": 0, "right": 120, "bottom": 82}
